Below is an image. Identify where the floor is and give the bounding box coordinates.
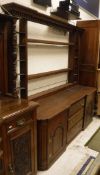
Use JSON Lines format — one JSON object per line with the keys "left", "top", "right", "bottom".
{"left": 37, "top": 117, "right": 100, "bottom": 175}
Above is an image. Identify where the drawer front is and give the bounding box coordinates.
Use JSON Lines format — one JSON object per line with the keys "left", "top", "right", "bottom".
{"left": 69, "top": 98, "right": 85, "bottom": 117}
{"left": 67, "top": 119, "right": 83, "bottom": 143}
{"left": 7, "top": 112, "right": 33, "bottom": 132}
{"left": 68, "top": 108, "right": 84, "bottom": 130}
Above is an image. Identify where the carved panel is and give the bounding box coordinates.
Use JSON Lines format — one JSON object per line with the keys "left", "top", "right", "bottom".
{"left": 48, "top": 110, "right": 67, "bottom": 164}
{"left": 10, "top": 131, "right": 32, "bottom": 175}
{"left": 48, "top": 126, "right": 64, "bottom": 161}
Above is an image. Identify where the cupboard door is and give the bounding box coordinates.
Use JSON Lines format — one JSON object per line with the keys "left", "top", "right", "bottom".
{"left": 48, "top": 110, "right": 67, "bottom": 164}
{"left": 8, "top": 123, "right": 36, "bottom": 175}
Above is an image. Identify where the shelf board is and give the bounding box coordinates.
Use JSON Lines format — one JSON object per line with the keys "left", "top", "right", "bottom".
{"left": 16, "top": 31, "right": 26, "bottom": 34}
{"left": 28, "top": 68, "right": 71, "bottom": 80}
{"left": 17, "top": 59, "right": 26, "bottom": 62}
{"left": 27, "top": 39, "right": 74, "bottom": 46}
{"left": 28, "top": 83, "right": 76, "bottom": 100}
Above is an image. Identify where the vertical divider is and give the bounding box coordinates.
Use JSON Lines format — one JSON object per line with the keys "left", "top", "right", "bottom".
{"left": 19, "top": 19, "right": 28, "bottom": 98}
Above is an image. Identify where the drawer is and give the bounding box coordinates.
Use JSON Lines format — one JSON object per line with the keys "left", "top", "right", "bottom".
{"left": 69, "top": 98, "right": 85, "bottom": 117}
{"left": 68, "top": 108, "right": 84, "bottom": 130}
{"left": 67, "top": 119, "right": 83, "bottom": 143}
{"left": 7, "top": 112, "right": 33, "bottom": 132}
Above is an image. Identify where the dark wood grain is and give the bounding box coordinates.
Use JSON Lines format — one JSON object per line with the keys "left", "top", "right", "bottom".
{"left": 77, "top": 20, "right": 100, "bottom": 87}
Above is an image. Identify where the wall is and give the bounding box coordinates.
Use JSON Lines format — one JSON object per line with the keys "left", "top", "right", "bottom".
{"left": 0, "top": 0, "right": 97, "bottom": 96}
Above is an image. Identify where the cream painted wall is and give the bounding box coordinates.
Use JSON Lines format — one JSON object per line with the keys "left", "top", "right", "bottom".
{"left": 0, "top": 0, "right": 98, "bottom": 96}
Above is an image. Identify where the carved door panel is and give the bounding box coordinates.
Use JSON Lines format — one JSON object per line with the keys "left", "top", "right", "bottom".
{"left": 7, "top": 123, "right": 36, "bottom": 175}
{"left": 48, "top": 110, "right": 67, "bottom": 163}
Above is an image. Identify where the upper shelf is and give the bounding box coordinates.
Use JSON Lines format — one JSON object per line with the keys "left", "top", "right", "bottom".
{"left": 28, "top": 68, "right": 71, "bottom": 80}
{"left": 27, "top": 39, "right": 74, "bottom": 46}
{"left": 3, "top": 3, "right": 84, "bottom": 32}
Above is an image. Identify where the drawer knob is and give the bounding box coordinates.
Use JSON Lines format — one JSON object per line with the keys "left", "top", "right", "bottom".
{"left": 16, "top": 119, "right": 25, "bottom": 126}
{"left": 8, "top": 125, "right": 13, "bottom": 130}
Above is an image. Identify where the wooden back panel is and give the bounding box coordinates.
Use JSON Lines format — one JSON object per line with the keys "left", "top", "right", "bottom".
{"left": 77, "top": 20, "right": 100, "bottom": 87}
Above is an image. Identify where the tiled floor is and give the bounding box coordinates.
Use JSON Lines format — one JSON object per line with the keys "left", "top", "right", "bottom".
{"left": 37, "top": 117, "right": 100, "bottom": 175}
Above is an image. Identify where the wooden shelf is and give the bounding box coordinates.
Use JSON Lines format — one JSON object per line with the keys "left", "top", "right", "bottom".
{"left": 28, "top": 68, "right": 71, "bottom": 80}
{"left": 28, "top": 83, "right": 75, "bottom": 100}
{"left": 16, "top": 31, "right": 26, "bottom": 34}
{"left": 27, "top": 39, "right": 74, "bottom": 46}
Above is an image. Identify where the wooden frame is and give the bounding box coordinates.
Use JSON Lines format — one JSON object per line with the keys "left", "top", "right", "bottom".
{"left": 2, "top": 3, "right": 84, "bottom": 99}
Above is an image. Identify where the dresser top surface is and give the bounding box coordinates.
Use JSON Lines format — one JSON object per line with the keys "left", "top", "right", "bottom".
{"left": 36, "top": 85, "right": 96, "bottom": 120}
{"left": 0, "top": 96, "right": 38, "bottom": 122}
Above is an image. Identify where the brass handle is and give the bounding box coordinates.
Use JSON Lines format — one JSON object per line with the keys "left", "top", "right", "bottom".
{"left": 9, "top": 164, "right": 14, "bottom": 175}
{"left": 16, "top": 118, "right": 25, "bottom": 126}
